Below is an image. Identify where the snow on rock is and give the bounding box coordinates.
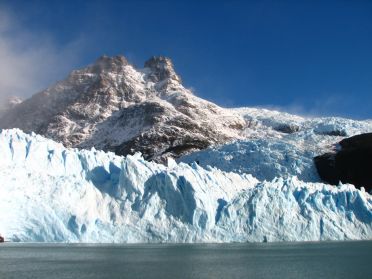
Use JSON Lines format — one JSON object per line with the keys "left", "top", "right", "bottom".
{"left": 234, "top": 107, "right": 372, "bottom": 145}
{"left": 0, "top": 129, "right": 371, "bottom": 243}
{"left": 180, "top": 108, "right": 372, "bottom": 183}
{"left": 0, "top": 55, "right": 245, "bottom": 162}
{"left": 0, "top": 96, "right": 23, "bottom": 118}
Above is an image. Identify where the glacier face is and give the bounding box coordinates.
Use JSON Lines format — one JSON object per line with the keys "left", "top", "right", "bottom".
{"left": 0, "top": 129, "right": 371, "bottom": 243}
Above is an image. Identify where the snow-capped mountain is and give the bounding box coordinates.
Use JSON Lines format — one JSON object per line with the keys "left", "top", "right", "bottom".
{"left": 0, "top": 129, "right": 371, "bottom": 243}
{"left": 0, "top": 55, "right": 244, "bottom": 162}
{"left": 0, "top": 55, "right": 371, "bottom": 243}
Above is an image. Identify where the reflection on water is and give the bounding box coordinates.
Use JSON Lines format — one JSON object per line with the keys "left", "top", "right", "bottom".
{"left": 0, "top": 241, "right": 371, "bottom": 279}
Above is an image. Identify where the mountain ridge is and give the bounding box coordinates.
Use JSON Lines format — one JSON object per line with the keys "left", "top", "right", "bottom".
{"left": 0, "top": 55, "right": 245, "bottom": 161}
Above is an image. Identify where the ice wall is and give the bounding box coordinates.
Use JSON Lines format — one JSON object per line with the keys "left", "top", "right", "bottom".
{"left": 0, "top": 129, "right": 371, "bottom": 242}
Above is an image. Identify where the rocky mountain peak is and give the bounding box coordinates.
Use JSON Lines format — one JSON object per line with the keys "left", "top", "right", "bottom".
{"left": 0, "top": 54, "right": 245, "bottom": 161}
{"left": 91, "top": 55, "right": 128, "bottom": 74}
{"left": 144, "top": 56, "right": 181, "bottom": 83}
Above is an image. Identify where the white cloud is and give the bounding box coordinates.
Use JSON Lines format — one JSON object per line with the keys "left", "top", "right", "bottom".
{"left": 255, "top": 94, "right": 353, "bottom": 118}
{"left": 0, "top": 7, "right": 83, "bottom": 103}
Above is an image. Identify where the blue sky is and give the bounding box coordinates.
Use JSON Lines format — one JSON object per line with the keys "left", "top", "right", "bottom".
{"left": 1, "top": 0, "right": 371, "bottom": 119}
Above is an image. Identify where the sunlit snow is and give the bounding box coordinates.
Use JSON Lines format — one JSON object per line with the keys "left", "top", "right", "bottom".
{"left": 0, "top": 127, "right": 371, "bottom": 243}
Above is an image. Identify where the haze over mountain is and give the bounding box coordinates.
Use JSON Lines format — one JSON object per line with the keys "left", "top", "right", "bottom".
{"left": 0, "top": 55, "right": 245, "bottom": 162}
{"left": 2, "top": 1, "right": 372, "bottom": 119}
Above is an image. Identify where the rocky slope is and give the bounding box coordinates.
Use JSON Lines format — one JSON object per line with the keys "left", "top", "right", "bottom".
{"left": 0, "top": 96, "right": 23, "bottom": 118}
{"left": 315, "top": 133, "right": 372, "bottom": 191}
{"left": 0, "top": 55, "right": 244, "bottom": 161}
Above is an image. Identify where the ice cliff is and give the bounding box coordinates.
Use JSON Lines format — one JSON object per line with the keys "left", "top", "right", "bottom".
{"left": 0, "top": 129, "right": 371, "bottom": 243}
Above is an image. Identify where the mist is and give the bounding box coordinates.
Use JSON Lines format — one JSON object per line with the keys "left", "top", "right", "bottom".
{"left": 0, "top": 8, "right": 83, "bottom": 107}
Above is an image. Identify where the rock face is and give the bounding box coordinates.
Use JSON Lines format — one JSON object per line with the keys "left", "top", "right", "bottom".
{"left": 0, "top": 55, "right": 244, "bottom": 161}
{"left": 273, "top": 123, "right": 300, "bottom": 134}
{"left": 314, "top": 133, "right": 372, "bottom": 192}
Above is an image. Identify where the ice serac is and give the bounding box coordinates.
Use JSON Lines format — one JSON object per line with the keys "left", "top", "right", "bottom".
{"left": 180, "top": 108, "right": 372, "bottom": 188}
{"left": 0, "top": 55, "right": 244, "bottom": 162}
{"left": 0, "top": 129, "right": 371, "bottom": 243}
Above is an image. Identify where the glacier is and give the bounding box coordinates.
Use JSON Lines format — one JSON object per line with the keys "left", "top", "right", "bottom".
{"left": 0, "top": 128, "right": 371, "bottom": 243}
{"left": 180, "top": 138, "right": 320, "bottom": 183}
{"left": 181, "top": 108, "right": 372, "bottom": 183}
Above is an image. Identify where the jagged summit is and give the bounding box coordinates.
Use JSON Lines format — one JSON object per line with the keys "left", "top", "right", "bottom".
{"left": 144, "top": 56, "right": 181, "bottom": 83}
{"left": 90, "top": 55, "right": 129, "bottom": 73}
{"left": 0, "top": 54, "right": 245, "bottom": 161}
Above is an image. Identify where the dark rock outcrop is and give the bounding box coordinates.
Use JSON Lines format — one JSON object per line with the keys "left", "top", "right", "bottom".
{"left": 339, "top": 133, "right": 372, "bottom": 149}
{"left": 314, "top": 130, "right": 347, "bottom": 137}
{"left": 314, "top": 133, "right": 372, "bottom": 192}
{"left": 274, "top": 123, "right": 300, "bottom": 134}
{"left": 144, "top": 56, "right": 181, "bottom": 83}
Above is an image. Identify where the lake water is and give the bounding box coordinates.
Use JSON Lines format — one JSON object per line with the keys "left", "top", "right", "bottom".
{"left": 0, "top": 241, "right": 371, "bottom": 279}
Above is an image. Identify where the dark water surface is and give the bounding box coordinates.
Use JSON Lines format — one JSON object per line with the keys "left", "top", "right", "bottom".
{"left": 0, "top": 241, "right": 371, "bottom": 279}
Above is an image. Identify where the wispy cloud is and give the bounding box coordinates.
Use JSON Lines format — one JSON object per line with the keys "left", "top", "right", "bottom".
{"left": 0, "top": 7, "right": 83, "bottom": 103}
{"left": 254, "top": 94, "right": 364, "bottom": 119}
